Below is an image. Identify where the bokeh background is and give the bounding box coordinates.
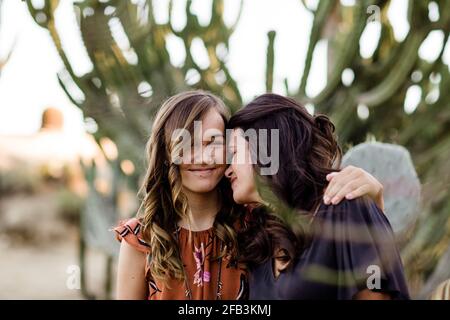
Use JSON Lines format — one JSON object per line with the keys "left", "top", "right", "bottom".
{"left": 0, "top": 0, "right": 449, "bottom": 299}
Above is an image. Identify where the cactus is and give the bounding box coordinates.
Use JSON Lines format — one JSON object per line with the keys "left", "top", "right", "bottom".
{"left": 265, "top": 30, "right": 276, "bottom": 93}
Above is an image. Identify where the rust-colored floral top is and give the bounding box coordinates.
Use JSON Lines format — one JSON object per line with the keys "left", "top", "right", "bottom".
{"left": 113, "top": 218, "right": 248, "bottom": 300}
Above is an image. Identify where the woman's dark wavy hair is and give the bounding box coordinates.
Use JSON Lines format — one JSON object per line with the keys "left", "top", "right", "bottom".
{"left": 228, "top": 93, "right": 342, "bottom": 269}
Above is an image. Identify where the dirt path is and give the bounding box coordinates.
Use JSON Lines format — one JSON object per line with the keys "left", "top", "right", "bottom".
{"left": 0, "top": 192, "right": 116, "bottom": 299}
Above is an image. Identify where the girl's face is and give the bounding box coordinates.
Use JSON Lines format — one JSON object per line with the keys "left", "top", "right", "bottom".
{"left": 179, "top": 108, "right": 227, "bottom": 194}
{"left": 225, "top": 129, "right": 261, "bottom": 204}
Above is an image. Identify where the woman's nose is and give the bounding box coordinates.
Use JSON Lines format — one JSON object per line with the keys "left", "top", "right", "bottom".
{"left": 225, "top": 165, "right": 233, "bottom": 178}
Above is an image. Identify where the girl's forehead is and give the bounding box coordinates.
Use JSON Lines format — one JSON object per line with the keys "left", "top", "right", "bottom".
{"left": 186, "top": 109, "right": 225, "bottom": 139}
{"left": 201, "top": 108, "right": 225, "bottom": 130}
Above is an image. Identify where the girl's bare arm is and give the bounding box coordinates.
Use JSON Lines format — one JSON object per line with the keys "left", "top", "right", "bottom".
{"left": 116, "top": 240, "right": 148, "bottom": 300}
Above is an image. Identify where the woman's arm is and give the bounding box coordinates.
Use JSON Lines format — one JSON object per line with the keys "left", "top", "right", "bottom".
{"left": 116, "top": 240, "right": 148, "bottom": 300}
{"left": 323, "top": 165, "right": 384, "bottom": 211}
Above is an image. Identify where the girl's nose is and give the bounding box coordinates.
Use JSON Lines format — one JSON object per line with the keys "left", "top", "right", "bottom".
{"left": 202, "top": 145, "right": 219, "bottom": 165}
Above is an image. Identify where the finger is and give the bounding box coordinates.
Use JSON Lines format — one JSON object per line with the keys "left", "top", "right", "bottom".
{"left": 324, "top": 168, "right": 352, "bottom": 193}
{"left": 327, "top": 166, "right": 363, "bottom": 194}
{"left": 324, "top": 167, "right": 357, "bottom": 198}
{"left": 345, "top": 184, "right": 371, "bottom": 200}
{"left": 326, "top": 172, "right": 339, "bottom": 181}
{"left": 325, "top": 171, "right": 341, "bottom": 193}
{"left": 324, "top": 168, "right": 360, "bottom": 202}
{"left": 330, "top": 180, "right": 359, "bottom": 205}
{"left": 324, "top": 172, "right": 346, "bottom": 204}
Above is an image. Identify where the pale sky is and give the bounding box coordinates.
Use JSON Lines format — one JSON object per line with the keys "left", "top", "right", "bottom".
{"left": 0, "top": 0, "right": 447, "bottom": 136}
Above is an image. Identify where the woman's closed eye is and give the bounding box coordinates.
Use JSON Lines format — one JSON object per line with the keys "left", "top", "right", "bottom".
{"left": 227, "top": 148, "right": 237, "bottom": 162}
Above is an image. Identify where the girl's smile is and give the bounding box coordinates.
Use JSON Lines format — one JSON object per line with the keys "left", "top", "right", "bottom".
{"left": 187, "top": 166, "right": 220, "bottom": 177}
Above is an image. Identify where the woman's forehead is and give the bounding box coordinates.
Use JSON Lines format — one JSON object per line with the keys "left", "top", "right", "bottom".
{"left": 228, "top": 129, "right": 246, "bottom": 147}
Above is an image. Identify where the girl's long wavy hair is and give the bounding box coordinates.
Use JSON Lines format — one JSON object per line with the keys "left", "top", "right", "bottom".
{"left": 228, "top": 93, "right": 342, "bottom": 269}
{"left": 136, "top": 90, "right": 242, "bottom": 284}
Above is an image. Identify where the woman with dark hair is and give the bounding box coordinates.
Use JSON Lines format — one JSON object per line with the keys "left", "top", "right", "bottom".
{"left": 226, "top": 93, "right": 410, "bottom": 300}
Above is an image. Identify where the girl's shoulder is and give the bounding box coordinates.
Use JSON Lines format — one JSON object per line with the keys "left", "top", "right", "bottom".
{"left": 315, "top": 196, "right": 389, "bottom": 228}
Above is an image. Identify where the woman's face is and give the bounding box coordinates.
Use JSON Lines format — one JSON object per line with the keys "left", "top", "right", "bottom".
{"left": 225, "top": 128, "right": 261, "bottom": 204}
{"left": 178, "top": 108, "right": 227, "bottom": 194}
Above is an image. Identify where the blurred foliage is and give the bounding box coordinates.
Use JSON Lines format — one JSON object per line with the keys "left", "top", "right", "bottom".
{"left": 0, "top": 166, "right": 43, "bottom": 195}
{"left": 55, "top": 187, "right": 83, "bottom": 223}
{"left": 25, "top": 0, "right": 450, "bottom": 297}
{"left": 0, "top": 162, "right": 81, "bottom": 195}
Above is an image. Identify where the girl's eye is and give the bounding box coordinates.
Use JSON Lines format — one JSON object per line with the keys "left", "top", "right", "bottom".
{"left": 209, "top": 139, "right": 225, "bottom": 147}
{"left": 212, "top": 136, "right": 224, "bottom": 143}
{"left": 199, "top": 136, "right": 224, "bottom": 146}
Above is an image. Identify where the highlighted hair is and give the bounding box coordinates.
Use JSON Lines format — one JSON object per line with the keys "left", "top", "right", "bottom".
{"left": 136, "top": 90, "right": 241, "bottom": 284}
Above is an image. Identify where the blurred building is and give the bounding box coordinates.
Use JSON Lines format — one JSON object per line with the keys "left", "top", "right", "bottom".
{"left": 0, "top": 106, "right": 109, "bottom": 196}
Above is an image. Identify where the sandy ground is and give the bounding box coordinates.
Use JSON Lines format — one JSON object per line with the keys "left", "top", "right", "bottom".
{"left": 0, "top": 192, "right": 117, "bottom": 300}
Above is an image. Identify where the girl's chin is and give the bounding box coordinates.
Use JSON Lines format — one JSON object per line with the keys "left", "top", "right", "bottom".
{"left": 185, "top": 182, "right": 221, "bottom": 194}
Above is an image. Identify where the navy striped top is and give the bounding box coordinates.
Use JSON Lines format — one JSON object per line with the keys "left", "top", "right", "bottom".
{"left": 249, "top": 197, "right": 410, "bottom": 300}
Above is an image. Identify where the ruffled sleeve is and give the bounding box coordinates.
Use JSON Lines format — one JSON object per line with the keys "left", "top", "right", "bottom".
{"left": 113, "top": 217, "right": 151, "bottom": 254}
